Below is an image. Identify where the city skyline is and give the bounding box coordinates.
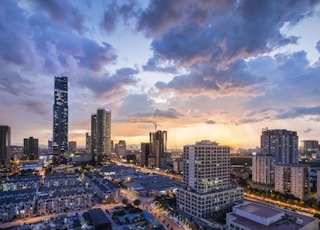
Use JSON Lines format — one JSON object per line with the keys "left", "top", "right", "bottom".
{"left": 1, "top": 1, "right": 320, "bottom": 148}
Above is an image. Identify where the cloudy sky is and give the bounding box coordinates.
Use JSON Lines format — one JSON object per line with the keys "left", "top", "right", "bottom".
{"left": 1, "top": 0, "right": 320, "bottom": 149}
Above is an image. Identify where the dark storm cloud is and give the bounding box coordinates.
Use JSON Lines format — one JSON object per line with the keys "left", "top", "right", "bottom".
{"left": 101, "top": 0, "right": 138, "bottom": 33}
{"left": 236, "top": 51, "right": 320, "bottom": 121}
{"left": 133, "top": 108, "right": 183, "bottom": 119}
{"left": 29, "top": 17, "right": 117, "bottom": 73}
{"left": 141, "top": 0, "right": 310, "bottom": 67}
{"left": 237, "top": 118, "right": 264, "bottom": 124}
{"left": 0, "top": 1, "right": 117, "bottom": 74}
{"left": 0, "top": 1, "right": 40, "bottom": 68}
{"left": 206, "top": 120, "right": 215, "bottom": 124}
{"left": 79, "top": 67, "right": 139, "bottom": 97}
{"left": 0, "top": 70, "right": 50, "bottom": 117}
{"left": 22, "top": 100, "right": 49, "bottom": 117}
{"left": 276, "top": 106, "right": 320, "bottom": 119}
{"left": 0, "top": 71, "right": 33, "bottom": 96}
{"left": 137, "top": 0, "right": 235, "bottom": 36}
{"left": 155, "top": 58, "right": 265, "bottom": 95}
{"left": 32, "top": 0, "right": 85, "bottom": 33}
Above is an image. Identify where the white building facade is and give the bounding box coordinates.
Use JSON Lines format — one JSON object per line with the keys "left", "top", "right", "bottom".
{"left": 252, "top": 154, "right": 275, "bottom": 185}
{"left": 177, "top": 140, "right": 243, "bottom": 218}
{"left": 227, "top": 201, "right": 318, "bottom": 230}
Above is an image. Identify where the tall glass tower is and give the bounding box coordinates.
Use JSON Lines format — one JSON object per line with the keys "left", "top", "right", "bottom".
{"left": 149, "top": 130, "right": 167, "bottom": 169}
{"left": 91, "top": 108, "right": 111, "bottom": 163}
{"left": 53, "top": 76, "right": 68, "bottom": 165}
{"left": 0, "top": 125, "right": 11, "bottom": 167}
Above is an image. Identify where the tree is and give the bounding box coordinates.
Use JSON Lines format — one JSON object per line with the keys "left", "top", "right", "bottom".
{"left": 133, "top": 199, "right": 141, "bottom": 207}
{"left": 312, "top": 203, "right": 319, "bottom": 210}
{"left": 122, "top": 198, "right": 128, "bottom": 206}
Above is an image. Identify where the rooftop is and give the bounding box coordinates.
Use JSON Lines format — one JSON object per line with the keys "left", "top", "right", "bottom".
{"left": 229, "top": 202, "right": 318, "bottom": 230}
{"left": 237, "top": 202, "right": 281, "bottom": 219}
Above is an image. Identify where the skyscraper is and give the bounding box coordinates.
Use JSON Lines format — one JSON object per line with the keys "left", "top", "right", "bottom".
{"left": 140, "top": 142, "right": 150, "bottom": 166}
{"left": 90, "top": 114, "right": 97, "bottom": 155}
{"left": 300, "top": 140, "right": 318, "bottom": 157}
{"left": 149, "top": 130, "right": 167, "bottom": 169}
{"left": 53, "top": 76, "right": 68, "bottom": 164}
{"left": 177, "top": 140, "right": 243, "bottom": 218}
{"left": 68, "top": 141, "right": 77, "bottom": 154}
{"left": 261, "top": 129, "right": 298, "bottom": 164}
{"left": 91, "top": 108, "right": 111, "bottom": 163}
{"left": 23, "top": 137, "right": 39, "bottom": 160}
{"left": 115, "top": 140, "right": 126, "bottom": 158}
{"left": 0, "top": 125, "right": 11, "bottom": 167}
{"left": 86, "top": 132, "right": 91, "bottom": 154}
{"left": 252, "top": 128, "right": 299, "bottom": 186}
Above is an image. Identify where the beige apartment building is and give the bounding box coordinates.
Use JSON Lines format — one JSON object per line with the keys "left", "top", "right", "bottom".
{"left": 274, "top": 164, "right": 310, "bottom": 200}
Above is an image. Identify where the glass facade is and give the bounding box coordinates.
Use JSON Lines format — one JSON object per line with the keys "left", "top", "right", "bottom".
{"left": 0, "top": 125, "right": 11, "bottom": 166}
{"left": 53, "top": 76, "right": 68, "bottom": 164}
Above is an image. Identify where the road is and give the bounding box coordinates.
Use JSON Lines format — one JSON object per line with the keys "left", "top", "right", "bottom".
{"left": 120, "top": 188, "right": 185, "bottom": 230}
{"left": 112, "top": 161, "right": 183, "bottom": 181}
{"left": 244, "top": 193, "right": 320, "bottom": 216}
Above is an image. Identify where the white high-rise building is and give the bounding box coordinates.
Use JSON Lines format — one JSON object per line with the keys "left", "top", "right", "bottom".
{"left": 252, "top": 154, "right": 275, "bottom": 185}
{"left": 275, "top": 164, "right": 310, "bottom": 200}
{"left": 177, "top": 140, "right": 243, "bottom": 218}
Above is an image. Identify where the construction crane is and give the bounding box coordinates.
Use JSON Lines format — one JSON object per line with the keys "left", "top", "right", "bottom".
{"left": 153, "top": 122, "right": 161, "bottom": 131}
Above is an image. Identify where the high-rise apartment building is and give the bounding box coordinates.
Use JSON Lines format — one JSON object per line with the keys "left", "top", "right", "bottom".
{"left": 140, "top": 143, "right": 150, "bottom": 166}
{"left": 149, "top": 130, "right": 167, "bottom": 169}
{"left": 90, "top": 114, "right": 97, "bottom": 155}
{"left": 300, "top": 140, "right": 318, "bottom": 157}
{"left": 177, "top": 140, "right": 243, "bottom": 218}
{"left": 68, "top": 141, "right": 77, "bottom": 154}
{"left": 253, "top": 129, "right": 299, "bottom": 186}
{"left": 91, "top": 108, "right": 111, "bottom": 162}
{"left": 48, "top": 138, "right": 53, "bottom": 155}
{"left": 0, "top": 125, "right": 11, "bottom": 166}
{"left": 275, "top": 164, "right": 310, "bottom": 200}
{"left": 23, "top": 137, "right": 39, "bottom": 160}
{"left": 86, "top": 132, "right": 91, "bottom": 154}
{"left": 261, "top": 129, "right": 298, "bottom": 164}
{"left": 53, "top": 76, "right": 68, "bottom": 164}
{"left": 115, "top": 140, "right": 126, "bottom": 158}
{"left": 252, "top": 154, "right": 275, "bottom": 185}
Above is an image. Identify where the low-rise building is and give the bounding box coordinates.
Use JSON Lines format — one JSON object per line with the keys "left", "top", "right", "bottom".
{"left": 226, "top": 201, "right": 318, "bottom": 230}
{"left": 0, "top": 189, "right": 36, "bottom": 222}
{"left": 83, "top": 172, "right": 120, "bottom": 202}
{"left": 123, "top": 174, "right": 180, "bottom": 197}
{"left": 173, "top": 158, "right": 184, "bottom": 173}
{"left": 1, "top": 175, "right": 42, "bottom": 191}
{"left": 36, "top": 185, "right": 92, "bottom": 215}
{"left": 44, "top": 173, "right": 79, "bottom": 187}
